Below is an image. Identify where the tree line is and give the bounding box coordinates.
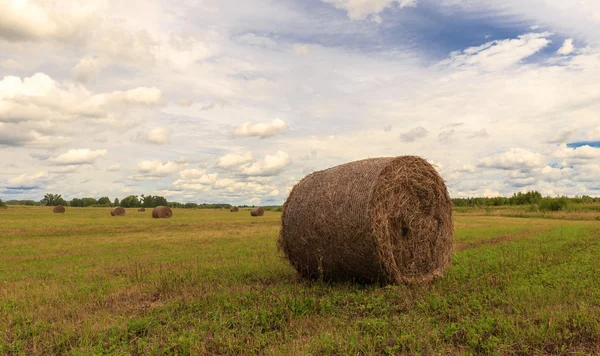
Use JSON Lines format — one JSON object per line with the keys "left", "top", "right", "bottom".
{"left": 452, "top": 190, "right": 600, "bottom": 211}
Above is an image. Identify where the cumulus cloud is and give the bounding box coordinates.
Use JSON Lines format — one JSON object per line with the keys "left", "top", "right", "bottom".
{"left": 240, "top": 151, "right": 291, "bottom": 176}
{"left": 554, "top": 144, "right": 600, "bottom": 164}
{"left": 135, "top": 159, "right": 188, "bottom": 180}
{"left": 0, "top": 0, "right": 67, "bottom": 41}
{"left": 322, "top": 0, "right": 417, "bottom": 20}
{"left": 0, "top": 73, "right": 162, "bottom": 126}
{"left": 139, "top": 127, "right": 172, "bottom": 145}
{"left": 172, "top": 169, "right": 218, "bottom": 190}
{"left": 441, "top": 32, "right": 551, "bottom": 71}
{"left": 73, "top": 57, "right": 105, "bottom": 82}
{"left": 200, "top": 99, "right": 228, "bottom": 111}
{"left": 6, "top": 171, "right": 48, "bottom": 189}
{"left": 468, "top": 129, "right": 489, "bottom": 139}
{"left": 48, "top": 149, "right": 107, "bottom": 165}
{"left": 557, "top": 39, "right": 575, "bottom": 55}
{"left": 546, "top": 127, "right": 576, "bottom": 144}
{"left": 438, "top": 129, "right": 455, "bottom": 142}
{"left": 478, "top": 148, "right": 545, "bottom": 170}
{"left": 233, "top": 118, "right": 287, "bottom": 138}
{"left": 217, "top": 152, "right": 253, "bottom": 169}
{"left": 106, "top": 163, "right": 122, "bottom": 172}
{"left": 400, "top": 126, "right": 428, "bottom": 142}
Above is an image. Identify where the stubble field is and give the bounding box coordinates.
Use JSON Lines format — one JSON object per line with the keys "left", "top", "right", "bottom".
{"left": 1, "top": 207, "right": 599, "bottom": 355}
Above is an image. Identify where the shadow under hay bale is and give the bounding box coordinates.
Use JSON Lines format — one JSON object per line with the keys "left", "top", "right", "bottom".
{"left": 152, "top": 206, "right": 172, "bottom": 219}
{"left": 230, "top": 206, "right": 239, "bottom": 212}
{"left": 250, "top": 207, "right": 264, "bottom": 216}
{"left": 138, "top": 208, "right": 146, "bottom": 212}
{"left": 278, "top": 156, "right": 453, "bottom": 284}
{"left": 110, "top": 207, "right": 126, "bottom": 216}
{"left": 53, "top": 206, "right": 66, "bottom": 214}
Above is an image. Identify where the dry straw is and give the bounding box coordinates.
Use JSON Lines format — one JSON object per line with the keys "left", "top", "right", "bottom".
{"left": 250, "top": 207, "right": 264, "bottom": 216}
{"left": 230, "top": 206, "right": 239, "bottom": 212}
{"left": 278, "top": 156, "right": 453, "bottom": 284}
{"left": 152, "top": 206, "right": 172, "bottom": 219}
{"left": 53, "top": 206, "right": 66, "bottom": 214}
{"left": 138, "top": 208, "right": 146, "bottom": 212}
{"left": 110, "top": 207, "right": 126, "bottom": 216}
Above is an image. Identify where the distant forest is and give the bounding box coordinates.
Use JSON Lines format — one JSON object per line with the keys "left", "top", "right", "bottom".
{"left": 3, "top": 190, "right": 599, "bottom": 213}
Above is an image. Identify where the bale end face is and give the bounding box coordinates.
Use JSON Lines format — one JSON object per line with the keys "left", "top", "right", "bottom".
{"left": 250, "top": 207, "right": 264, "bottom": 216}
{"left": 152, "top": 206, "right": 172, "bottom": 219}
{"left": 110, "top": 207, "right": 126, "bottom": 216}
{"left": 278, "top": 156, "right": 453, "bottom": 284}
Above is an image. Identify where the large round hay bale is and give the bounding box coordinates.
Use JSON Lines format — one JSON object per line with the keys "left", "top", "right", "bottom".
{"left": 250, "top": 207, "right": 264, "bottom": 216}
{"left": 278, "top": 156, "right": 453, "bottom": 284}
{"left": 138, "top": 208, "right": 146, "bottom": 212}
{"left": 53, "top": 205, "right": 66, "bottom": 214}
{"left": 110, "top": 207, "right": 126, "bottom": 216}
{"left": 152, "top": 206, "right": 172, "bottom": 219}
{"left": 230, "top": 206, "right": 239, "bottom": 212}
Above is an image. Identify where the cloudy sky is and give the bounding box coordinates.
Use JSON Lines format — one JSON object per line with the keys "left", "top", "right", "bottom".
{"left": 1, "top": 0, "right": 600, "bottom": 205}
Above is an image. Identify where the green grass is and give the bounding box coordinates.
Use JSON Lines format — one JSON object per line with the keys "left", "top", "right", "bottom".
{"left": 1, "top": 207, "right": 599, "bottom": 355}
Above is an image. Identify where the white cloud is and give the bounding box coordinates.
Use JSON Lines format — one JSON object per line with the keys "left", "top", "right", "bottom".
{"left": 6, "top": 171, "right": 48, "bottom": 188}
{"left": 73, "top": 57, "right": 105, "bottom": 82}
{"left": 293, "top": 44, "right": 310, "bottom": 55}
{"left": 235, "top": 33, "right": 277, "bottom": 48}
{"left": 173, "top": 168, "right": 218, "bottom": 190}
{"left": 0, "top": 0, "right": 63, "bottom": 41}
{"left": 478, "top": 148, "right": 545, "bottom": 170}
{"left": 217, "top": 152, "right": 253, "bottom": 169}
{"left": 233, "top": 118, "right": 287, "bottom": 138}
{"left": 135, "top": 159, "right": 188, "bottom": 179}
{"left": 441, "top": 32, "right": 551, "bottom": 71}
{"left": 141, "top": 127, "right": 172, "bottom": 145}
{"left": 240, "top": 151, "right": 291, "bottom": 176}
{"left": 322, "top": 0, "right": 417, "bottom": 20}
{"left": 557, "top": 39, "right": 575, "bottom": 55}
{"left": 399, "top": 126, "right": 428, "bottom": 142}
{"left": 554, "top": 144, "right": 600, "bottom": 164}
{"left": 48, "top": 149, "right": 107, "bottom": 165}
{"left": 546, "top": 127, "right": 576, "bottom": 144}
{"left": 107, "top": 163, "right": 122, "bottom": 172}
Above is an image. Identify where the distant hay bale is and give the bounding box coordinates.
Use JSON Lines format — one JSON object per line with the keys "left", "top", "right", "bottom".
{"left": 250, "top": 207, "right": 264, "bottom": 216}
{"left": 152, "top": 206, "right": 172, "bottom": 219}
{"left": 278, "top": 156, "right": 453, "bottom": 284}
{"left": 110, "top": 207, "right": 126, "bottom": 216}
{"left": 138, "top": 208, "right": 146, "bottom": 212}
{"left": 230, "top": 206, "right": 239, "bottom": 212}
{"left": 53, "top": 205, "right": 66, "bottom": 214}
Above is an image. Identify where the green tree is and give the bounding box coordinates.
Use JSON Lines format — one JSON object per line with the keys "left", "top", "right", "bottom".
{"left": 97, "top": 197, "right": 111, "bottom": 206}
{"left": 120, "top": 195, "right": 141, "bottom": 208}
{"left": 113, "top": 198, "right": 120, "bottom": 207}
{"left": 41, "top": 193, "right": 67, "bottom": 206}
{"left": 141, "top": 195, "right": 168, "bottom": 208}
{"left": 0, "top": 199, "right": 6, "bottom": 209}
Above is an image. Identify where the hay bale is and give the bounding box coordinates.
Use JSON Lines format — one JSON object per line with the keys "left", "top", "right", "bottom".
{"left": 53, "top": 205, "right": 66, "bottom": 214}
{"left": 138, "top": 208, "right": 146, "bottom": 212}
{"left": 152, "top": 206, "right": 172, "bottom": 219}
{"left": 278, "top": 156, "right": 453, "bottom": 284}
{"left": 250, "top": 207, "right": 264, "bottom": 216}
{"left": 110, "top": 207, "right": 126, "bottom": 216}
{"left": 230, "top": 206, "right": 239, "bottom": 212}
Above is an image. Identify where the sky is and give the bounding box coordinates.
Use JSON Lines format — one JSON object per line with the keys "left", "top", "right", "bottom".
{"left": 1, "top": 0, "right": 600, "bottom": 205}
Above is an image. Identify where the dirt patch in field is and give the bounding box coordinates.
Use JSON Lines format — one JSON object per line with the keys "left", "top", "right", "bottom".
{"left": 453, "top": 228, "right": 550, "bottom": 251}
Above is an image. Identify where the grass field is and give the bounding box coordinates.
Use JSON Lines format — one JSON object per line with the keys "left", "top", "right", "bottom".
{"left": 1, "top": 207, "right": 599, "bottom": 355}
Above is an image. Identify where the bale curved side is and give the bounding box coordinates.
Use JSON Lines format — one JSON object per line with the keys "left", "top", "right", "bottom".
{"left": 230, "top": 206, "right": 239, "bottom": 212}
{"left": 138, "top": 208, "right": 146, "bottom": 212}
{"left": 278, "top": 156, "right": 453, "bottom": 284}
{"left": 152, "top": 206, "right": 172, "bottom": 219}
{"left": 110, "top": 207, "right": 126, "bottom": 216}
{"left": 250, "top": 207, "right": 264, "bottom": 216}
{"left": 53, "top": 206, "right": 66, "bottom": 214}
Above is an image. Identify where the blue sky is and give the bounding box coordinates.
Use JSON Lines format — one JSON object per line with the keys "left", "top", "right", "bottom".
{"left": 1, "top": 0, "right": 600, "bottom": 203}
